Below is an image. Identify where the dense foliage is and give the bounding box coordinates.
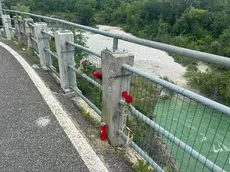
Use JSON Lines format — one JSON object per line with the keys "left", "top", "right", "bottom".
{"left": 5, "top": 0, "right": 230, "bottom": 56}
{"left": 4, "top": 0, "right": 230, "bottom": 103}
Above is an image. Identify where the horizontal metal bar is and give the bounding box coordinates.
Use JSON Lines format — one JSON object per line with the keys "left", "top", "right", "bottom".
{"left": 2, "top": 9, "right": 230, "bottom": 67}
{"left": 66, "top": 41, "right": 101, "bottom": 58}
{"left": 31, "top": 36, "right": 38, "bottom": 43}
{"left": 12, "top": 35, "right": 19, "bottom": 42}
{"left": 9, "top": 27, "right": 16, "bottom": 31}
{"left": 2, "top": 9, "right": 117, "bottom": 37}
{"left": 44, "top": 48, "right": 58, "bottom": 59}
{"left": 1, "top": 33, "right": 7, "bottom": 38}
{"left": 41, "top": 30, "right": 54, "bottom": 38}
{"left": 49, "top": 65, "right": 60, "bottom": 77}
{"left": 33, "top": 50, "right": 39, "bottom": 58}
{"left": 71, "top": 86, "right": 101, "bottom": 116}
{"left": 14, "top": 34, "right": 19, "bottom": 39}
{"left": 28, "top": 22, "right": 34, "bottom": 27}
{"left": 124, "top": 102, "right": 224, "bottom": 172}
{"left": 69, "top": 65, "right": 102, "bottom": 90}
{"left": 119, "top": 131, "right": 165, "bottom": 172}
{"left": 123, "top": 64, "right": 230, "bottom": 117}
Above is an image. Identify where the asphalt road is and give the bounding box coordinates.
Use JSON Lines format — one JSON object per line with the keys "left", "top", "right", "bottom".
{"left": 0, "top": 45, "right": 90, "bottom": 172}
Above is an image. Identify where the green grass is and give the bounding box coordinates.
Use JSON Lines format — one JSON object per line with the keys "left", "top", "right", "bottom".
{"left": 79, "top": 108, "right": 100, "bottom": 128}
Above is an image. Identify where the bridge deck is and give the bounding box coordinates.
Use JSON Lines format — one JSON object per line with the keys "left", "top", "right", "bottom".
{"left": 0, "top": 45, "right": 90, "bottom": 171}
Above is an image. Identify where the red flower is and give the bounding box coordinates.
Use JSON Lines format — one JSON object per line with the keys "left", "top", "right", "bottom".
{"left": 125, "top": 95, "right": 133, "bottom": 104}
{"left": 122, "top": 91, "right": 133, "bottom": 104}
{"left": 122, "top": 91, "right": 128, "bottom": 99}
{"left": 93, "top": 71, "right": 102, "bottom": 79}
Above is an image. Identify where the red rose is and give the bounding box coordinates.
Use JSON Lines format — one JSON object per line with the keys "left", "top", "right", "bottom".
{"left": 125, "top": 95, "right": 133, "bottom": 104}
{"left": 97, "top": 72, "right": 102, "bottom": 79}
{"left": 93, "top": 71, "right": 102, "bottom": 79}
{"left": 93, "top": 72, "right": 97, "bottom": 78}
{"left": 122, "top": 91, "right": 128, "bottom": 99}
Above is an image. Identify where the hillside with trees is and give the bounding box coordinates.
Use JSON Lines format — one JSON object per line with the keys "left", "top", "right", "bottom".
{"left": 4, "top": 0, "right": 230, "bottom": 104}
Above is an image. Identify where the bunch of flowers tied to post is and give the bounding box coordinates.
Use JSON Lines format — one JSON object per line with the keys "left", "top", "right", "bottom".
{"left": 121, "top": 91, "right": 134, "bottom": 145}
{"left": 122, "top": 91, "right": 133, "bottom": 104}
{"left": 93, "top": 71, "right": 102, "bottom": 79}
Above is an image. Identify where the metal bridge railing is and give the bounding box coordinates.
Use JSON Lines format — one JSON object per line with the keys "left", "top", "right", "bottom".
{"left": 1, "top": 8, "right": 230, "bottom": 172}
{"left": 121, "top": 64, "right": 230, "bottom": 171}
{"left": 2, "top": 9, "right": 230, "bottom": 67}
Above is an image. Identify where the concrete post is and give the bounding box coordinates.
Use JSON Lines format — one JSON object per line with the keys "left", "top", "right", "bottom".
{"left": 0, "top": 0, "right": 3, "bottom": 19}
{"left": 0, "top": 0, "right": 3, "bottom": 38}
{"left": 18, "top": 17, "right": 25, "bottom": 44}
{"left": 2, "top": 15, "right": 12, "bottom": 40}
{"left": 34, "top": 22, "right": 52, "bottom": 70}
{"left": 55, "top": 30, "right": 76, "bottom": 92}
{"left": 13, "top": 16, "right": 22, "bottom": 43}
{"left": 101, "top": 49, "right": 134, "bottom": 146}
{"left": 24, "top": 18, "right": 33, "bottom": 50}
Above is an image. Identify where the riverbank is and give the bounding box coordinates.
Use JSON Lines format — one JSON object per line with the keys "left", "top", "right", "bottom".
{"left": 85, "top": 25, "right": 187, "bottom": 86}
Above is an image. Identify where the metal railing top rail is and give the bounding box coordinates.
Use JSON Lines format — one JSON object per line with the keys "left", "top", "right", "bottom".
{"left": 122, "top": 64, "right": 230, "bottom": 117}
{"left": 66, "top": 41, "right": 101, "bottom": 58}
{"left": 122, "top": 101, "right": 224, "bottom": 172}
{"left": 3, "top": 9, "right": 230, "bottom": 67}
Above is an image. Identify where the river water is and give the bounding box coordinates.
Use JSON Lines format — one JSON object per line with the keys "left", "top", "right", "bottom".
{"left": 155, "top": 98, "right": 230, "bottom": 171}
{"left": 84, "top": 25, "right": 187, "bottom": 86}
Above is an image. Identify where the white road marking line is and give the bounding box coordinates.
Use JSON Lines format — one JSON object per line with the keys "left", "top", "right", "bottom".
{"left": 0, "top": 42, "right": 109, "bottom": 172}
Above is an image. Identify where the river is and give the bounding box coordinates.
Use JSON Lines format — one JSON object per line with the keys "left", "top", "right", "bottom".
{"left": 155, "top": 98, "right": 230, "bottom": 171}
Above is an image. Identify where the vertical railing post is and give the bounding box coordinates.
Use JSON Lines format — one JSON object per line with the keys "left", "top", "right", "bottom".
{"left": 24, "top": 18, "right": 33, "bottom": 50}
{"left": 0, "top": 0, "right": 3, "bottom": 20}
{"left": 113, "top": 38, "right": 118, "bottom": 52}
{"left": 2, "top": 15, "right": 12, "bottom": 40}
{"left": 18, "top": 17, "right": 25, "bottom": 45}
{"left": 14, "top": 16, "right": 22, "bottom": 43}
{"left": 34, "top": 22, "right": 52, "bottom": 70}
{"left": 54, "top": 30, "right": 76, "bottom": 92}
{"left": 0, "top": 0, "right": 3, "bottom": 38}
{"left": 101, "top": 49, "right": 134, "bottom": 146}
{"left": 7, "top": 16, "right": 13, "bottom": 39}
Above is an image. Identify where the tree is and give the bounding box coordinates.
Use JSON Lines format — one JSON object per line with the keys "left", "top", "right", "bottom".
{"left": 219, "top": 26, "right": 230, "bottom": 57}
{"left": 172, "top": 8, "right": 212, "bottom": 38}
